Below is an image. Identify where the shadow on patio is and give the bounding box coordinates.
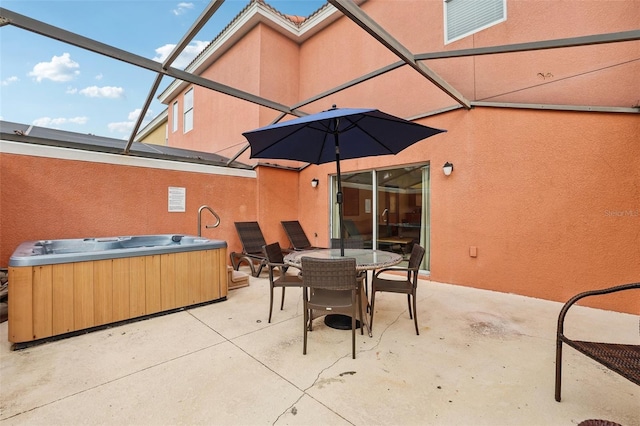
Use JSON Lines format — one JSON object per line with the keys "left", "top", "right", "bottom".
{"left": 1, "top": 270, "right": 637, "bottom": 425}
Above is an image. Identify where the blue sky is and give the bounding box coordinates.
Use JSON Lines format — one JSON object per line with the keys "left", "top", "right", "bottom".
{"left": 0, "top": 0, "right": 325, "bottom": 138}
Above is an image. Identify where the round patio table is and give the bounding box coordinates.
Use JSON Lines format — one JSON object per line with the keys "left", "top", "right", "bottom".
{"left": 284, "top": 248, "right": 402, "bottom": 334}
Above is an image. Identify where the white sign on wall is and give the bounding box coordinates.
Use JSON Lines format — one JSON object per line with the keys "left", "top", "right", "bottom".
{"left": 168, "top": 187, "right": 186, "bottom": 212}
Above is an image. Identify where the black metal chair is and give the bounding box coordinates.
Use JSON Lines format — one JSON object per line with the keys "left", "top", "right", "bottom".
{"left": 301, "top": 256, "right": 362, "bottom": 359}
{"left": 370, "top": 244, "right": 426, "bottom": 335}
{"left": 555, "top": 282, "right": 640, "bottom": 402}
{"left": 262, "top": 242, "right": 303, "bottom": 323}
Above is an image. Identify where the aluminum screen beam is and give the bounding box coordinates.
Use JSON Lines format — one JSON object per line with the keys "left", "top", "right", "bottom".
{"left": 415, "top": 30, "right": 640, "bottom": 60}
{"left": 125, "top": 0, "right": 227, "bottom": 153}
{"left": 472, "top": 102, "right": 639, "bottom": 114}
{"left": 328, "top": 0, "right": 471, "bottom": 109}
{"left": 292, "top": 61, "right": 405, "bottom": 110}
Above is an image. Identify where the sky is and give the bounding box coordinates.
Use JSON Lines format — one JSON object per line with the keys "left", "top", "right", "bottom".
{"left": 0, "top": 0, "right": 326, "bottom": 139}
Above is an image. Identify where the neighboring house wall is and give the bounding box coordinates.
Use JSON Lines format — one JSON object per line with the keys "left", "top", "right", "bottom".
{"left": 136, "top": 109, "right": 168, "bottom": 146}
{"left": 138, "top": 124, "right": 167, "bottom": 146}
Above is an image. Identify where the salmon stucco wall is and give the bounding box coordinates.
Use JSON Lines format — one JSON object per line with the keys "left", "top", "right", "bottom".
{"left": 428, "top": 108, "right": 639, "bottom": 313}
{"left": 0, "top": 152, "right": 257, "bottom": 267}
{"left": 292, "top": 107, "right": 639, "bottom": 314}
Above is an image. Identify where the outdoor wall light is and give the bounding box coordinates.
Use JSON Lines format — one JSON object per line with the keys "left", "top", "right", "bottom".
{"left": 443, "top": 162, "right": 454, "bottom": 176}
{"left": 311, "top": 178, "right": 319, "bottom": 188}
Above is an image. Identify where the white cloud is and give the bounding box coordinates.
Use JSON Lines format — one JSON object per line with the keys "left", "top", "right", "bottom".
{"left": 66, "top": 87, "right": 78, "bottom": 94}
{"left": 28, "top": 53, "right": 80, "bottom": 82}
{"left": 108, "top": 108, "right": 154, "bottom": 134}
{"left": 95, "top": 73, "right": 103, "bottom": 80}
{"left": 153, "top": 40, "right": 208, "bottom": 69}
{"left": 1, "top": 76, "right": 19, "bottom": 86}
{"left": 79, "top": 86, "right": 125, "bottom": 99}
{"left": 33, "top": 116, "right": 88, "bottom": 127}
{"left": 172, "top": 2, "right": 194, "bottom": 16}
{"left": 108, "top": 121, "right": 135, "bottom": 134}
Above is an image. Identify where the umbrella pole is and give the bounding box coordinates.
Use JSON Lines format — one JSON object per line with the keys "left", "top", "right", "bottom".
{"left": 334, "top": 131, "right": 345, "bottom": 257}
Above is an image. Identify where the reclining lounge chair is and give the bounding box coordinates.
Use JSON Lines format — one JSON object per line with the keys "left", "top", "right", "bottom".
{"left": 230, "top": 222, "right": 270, "bottom": 277}
{"left": 281, "top": 220, "right": 324, "bottom": 251}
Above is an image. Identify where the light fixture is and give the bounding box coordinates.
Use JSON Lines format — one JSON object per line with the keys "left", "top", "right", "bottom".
{"left": 311, "top": 178, "right": 319, "bottom": 188}
{"left": 443, "top": 162, "right": 454, "bottom": 176}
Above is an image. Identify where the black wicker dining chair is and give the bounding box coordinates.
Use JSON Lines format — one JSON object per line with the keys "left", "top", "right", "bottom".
{"left": 262, "top": 242, "right": 304, "bottom": 323}
{"left": 370, "top": 244, "right": 426, "bottom": 335}
{"left": 301, "top": 256, "right": 361, "bottom": 359}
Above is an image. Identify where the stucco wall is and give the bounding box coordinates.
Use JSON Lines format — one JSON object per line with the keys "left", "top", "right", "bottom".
{"left": 0, "top": 151, "right": 258, "bottom": 268}
{"left": 293, "top": 107, "right": 640, "bottom": 314}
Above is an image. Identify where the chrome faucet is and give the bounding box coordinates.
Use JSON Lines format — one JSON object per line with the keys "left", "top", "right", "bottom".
{"left": 198, "top": 205, "right": 221, "bottom": 236}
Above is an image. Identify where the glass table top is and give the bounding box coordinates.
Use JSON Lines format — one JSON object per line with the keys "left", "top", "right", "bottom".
{"left": 284, "top": 248, "right": 402, "bottom": 271}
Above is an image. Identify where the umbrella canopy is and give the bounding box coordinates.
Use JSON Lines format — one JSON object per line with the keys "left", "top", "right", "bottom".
{"left": 243, "top": 106, "right": 446, "bottom": 254}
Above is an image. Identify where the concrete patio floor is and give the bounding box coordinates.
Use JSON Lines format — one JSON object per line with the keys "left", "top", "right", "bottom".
{"left": 1, "top": 270, "right": 638, "bottom": 425}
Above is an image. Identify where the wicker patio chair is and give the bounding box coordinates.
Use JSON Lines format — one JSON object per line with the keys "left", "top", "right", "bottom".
{"left": 301, "top": 256, "right": 362, "bottom": 359}
{"left": 262, "top": 242, "right": 303, "bottom": 323}
{"left": 330, "top": 237, "right": 370, "bottom": 299}
{"left": 370, "top": 244, "right": 426, "bottom": 335}
{"left": 555, "top": 282, "right": 640, "bottom": 402}
{"left": 281, "top": 220, "right": 324, "bottom": 251}
{"left": 230, "top": 221, "right": 270, "bottom": 277}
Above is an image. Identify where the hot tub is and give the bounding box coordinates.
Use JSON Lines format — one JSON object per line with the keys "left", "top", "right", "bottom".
{"left": 8, "top": 235, "right": 228, "bottom": 347}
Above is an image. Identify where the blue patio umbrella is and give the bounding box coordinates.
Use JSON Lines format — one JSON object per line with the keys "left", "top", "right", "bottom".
{"left": 243, "top": 106, "right": 446, "bottom": 255}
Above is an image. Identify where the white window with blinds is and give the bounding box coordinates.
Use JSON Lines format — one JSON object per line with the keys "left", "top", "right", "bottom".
{"left": 183, "top": 88, "right": 193, "bottom": 133}
{"left": 444, "top": 0, "right": 506, "bottom": 44}
{"left": 172, "top": 101, "right": 178, "bottom": 133}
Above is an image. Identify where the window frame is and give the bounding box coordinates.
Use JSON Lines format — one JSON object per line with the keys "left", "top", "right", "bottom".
{"left": 444, "top": 0, "right": 507, "bottom": 44}
{"left": 183, "top": 88, "right": 194, "bottom": 133}
{"left": 172, "top": 101, "right": 178, "bottom": 133}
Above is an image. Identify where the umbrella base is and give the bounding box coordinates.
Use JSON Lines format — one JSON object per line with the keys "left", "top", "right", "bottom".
{"left": 324, "top": 314, "right": 361, "bottom": 330}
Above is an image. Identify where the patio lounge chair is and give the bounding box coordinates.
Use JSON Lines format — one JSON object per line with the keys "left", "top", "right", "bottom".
{"left": 230, "top": 222, "right": 271, "bottom": 277}
{"left": 554, "top": 282, "right": 640, "bottom": 402}
{"left": 281, "top": 220, "right": 324, "bottom": 251}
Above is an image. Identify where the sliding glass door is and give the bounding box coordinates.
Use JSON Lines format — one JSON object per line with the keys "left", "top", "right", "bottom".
{"left": 331, "top": 164, "right": 430, "bottom": 270}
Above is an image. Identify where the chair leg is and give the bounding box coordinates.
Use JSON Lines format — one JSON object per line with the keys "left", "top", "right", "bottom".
{"left": 364, "top": 272, "right": 371, "bottom": 313}
{"left": 555, "top": 339, "right": 563, "bottom": 401}
{"left": 412, "top": 292, "right": 419, "bottom": 335}
{"left": 358, "top": 287, "right": 364, "bottom": 336}
{"left": 254, "top": 261, "right": 264, "bottom": 277}
{"left": 407, "top": 294, "right": 413, "bottom": 319}
{"left": 303, "top": 301, "right": 308, "bottom": 355}
{"left": 280, "top": 287, "right": 286, "bottom": 310}
{"left": 370, "top": 290, "right": 376, "bottom": 332}
{"left": 351, "top": 313, "right": 356, "bottom": 359}
{"left": 268, "top": 285, "right": 274, "bottom": 323}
